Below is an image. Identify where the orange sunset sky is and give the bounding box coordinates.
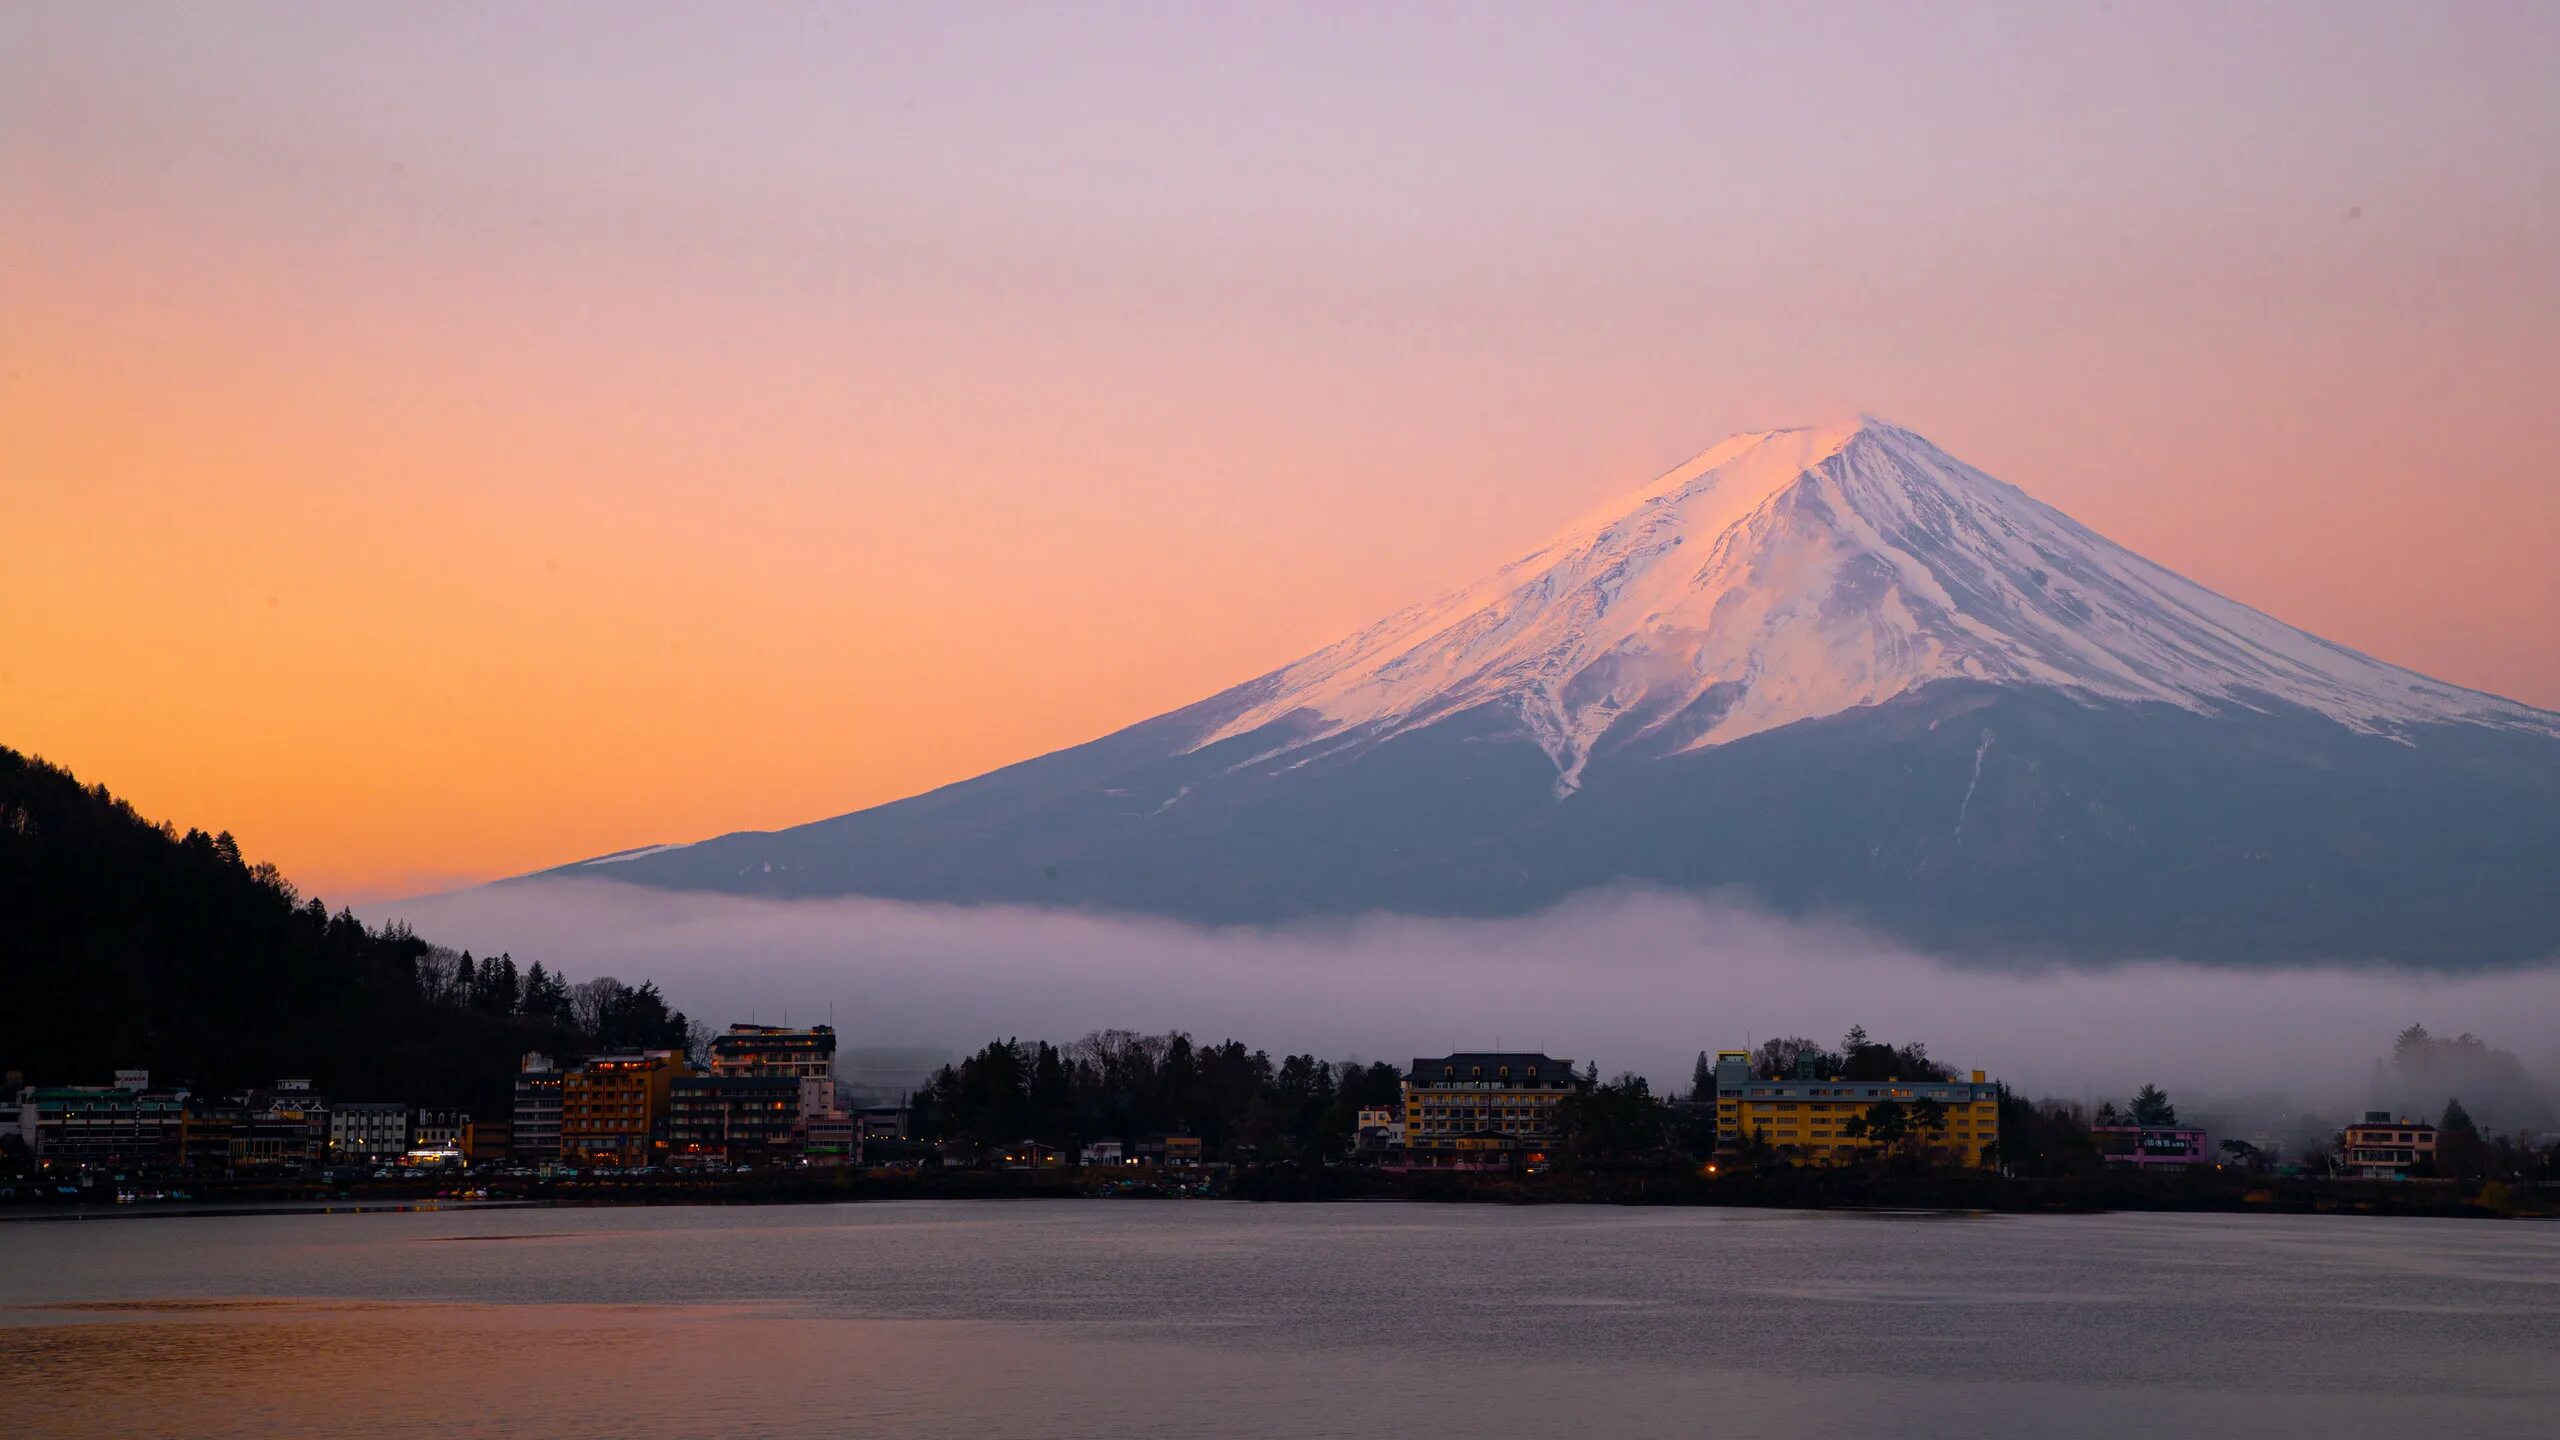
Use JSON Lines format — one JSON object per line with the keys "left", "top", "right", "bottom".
{"left": 7, "top": 6, "right": 2559, "bottom": 903}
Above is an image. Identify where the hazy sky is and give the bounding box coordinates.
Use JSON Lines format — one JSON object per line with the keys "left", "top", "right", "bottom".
{"left": 8, "top": 4, "right": 2559, "bottom": 902}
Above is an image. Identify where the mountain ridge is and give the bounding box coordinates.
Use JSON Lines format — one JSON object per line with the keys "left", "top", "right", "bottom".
{"left": 1193, "top": 417, "right": 2552, "bottom": 795}
{"left": 501, "top": 419, "right": 2560, "bottom": 966}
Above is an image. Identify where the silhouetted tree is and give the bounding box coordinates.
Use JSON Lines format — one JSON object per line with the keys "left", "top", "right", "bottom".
{"left": 2436, "top": 1096, "right": 2493, "bottom": 1180}
{"left": 2130, "top": 1085, "right": 2178, "bottom": 1127}
{"left": 1989, "top": 1090, "right": 2100, "bottom": 1177}
{"left": 1556, "top": 1072, "right": 1668, "bottom": 1167}
{"left": 1752, "top": 1036, "right": 1828, "bottom": 1080}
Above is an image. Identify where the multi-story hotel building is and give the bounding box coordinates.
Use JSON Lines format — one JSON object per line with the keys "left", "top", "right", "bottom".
{"left": 1711, "top": 1051, "right": 2000, "bottom": 1167}
{"left": 1400, "top": 1052, "right": 1578, "bottom": 1163}
{"left": 463, "top": 1118, "right": 512, "bottom": 1166}
{"left": 179, "top": 1099, "right": 244, "bottom": 1173}
{"left": 511, "top": 1053, "right": 564, "bottom": 1162}
{"left": 29, "top": 1081, "right": 188, "bottom": 1168}
{"left": 561, "top": 1050, "right": 688, "bottom": 1167}
{"left": 710, "top": 1024, "right": 837, "bottom": 1082}
{"left": 412, "top": 1109, "right": 468, "bottom": 1152}
{"left": 2342, "top": 1112, "right": 2438, "bottom": 1179}
{"left": 329, "top": 1102, "right": 410, "bottom": 1162}
{"left": 710, "top": 1024, "right": 843, "bottom": 1142}
{"left": 668, "top": 1075, "right": 801, "bottom": 1164}
{"left": 237, "top": 1088, "right": 323, "bottom": 1171}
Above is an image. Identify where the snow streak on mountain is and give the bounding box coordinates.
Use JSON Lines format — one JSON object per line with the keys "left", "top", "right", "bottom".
{"left": 1205, "top": 419, "right": 2555, "bottom": 793}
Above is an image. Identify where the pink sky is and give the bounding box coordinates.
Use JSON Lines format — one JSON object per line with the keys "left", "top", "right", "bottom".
{"left": 6, "top": 4, "right": 2558, "bottom": 901}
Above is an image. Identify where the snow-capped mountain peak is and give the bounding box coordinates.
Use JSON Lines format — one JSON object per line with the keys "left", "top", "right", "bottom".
{"left": 1202, "top": 417, "right": 2555, "bottom": 790}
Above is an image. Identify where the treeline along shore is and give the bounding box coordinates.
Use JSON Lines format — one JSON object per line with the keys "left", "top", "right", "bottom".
{"left": 5, "top": 1162, "right": 2547, "bottom": 1224}
{"left": 8, "top": 748, "right": 2558, "bottom": 1223}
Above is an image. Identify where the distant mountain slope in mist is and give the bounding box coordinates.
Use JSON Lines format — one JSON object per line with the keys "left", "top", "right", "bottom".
{"left": 531, "top": 419, "right": 2560, "bottom": 966}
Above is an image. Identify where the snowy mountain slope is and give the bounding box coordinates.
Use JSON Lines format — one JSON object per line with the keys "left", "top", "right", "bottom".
{"left": 509, "top": 418, "right": 2560, "bottom": 965}
{"left": 1202, "top": 418, "right": 2555, "bottom": 792}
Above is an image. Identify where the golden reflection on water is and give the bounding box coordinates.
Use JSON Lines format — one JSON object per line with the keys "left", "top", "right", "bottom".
{"left": 4, "top": 1299, "right": 992, "bottom": 1440}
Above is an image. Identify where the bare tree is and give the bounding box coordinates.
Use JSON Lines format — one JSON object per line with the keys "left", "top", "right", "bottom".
{"left": 569, "top": 976, "right": 627, "bottom": 1037}
{"left": 1752, "top": 1036, "right": 1826, "bottom": 1079}
{"left": 415, "top": 945, "right": 464, "bottom": 1006}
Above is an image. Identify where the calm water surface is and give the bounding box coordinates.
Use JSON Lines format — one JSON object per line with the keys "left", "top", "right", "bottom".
{"left": 3, "top": 1200, "right": 2554, "bottom": 1438}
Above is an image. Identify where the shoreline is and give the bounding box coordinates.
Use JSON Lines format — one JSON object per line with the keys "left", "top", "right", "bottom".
{"left": 5, "top": 1167, "right": 2546, "bottom": 1223}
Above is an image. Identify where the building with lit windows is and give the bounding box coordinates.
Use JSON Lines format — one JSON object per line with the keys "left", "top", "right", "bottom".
{"left": 710, "top": 1024, "right": 836, "bottom": 1083}
{"left": 1710, "top": 1051, "right": 1999, "bottom": 1166}
{"left": 668, "top": 1075, "right": 801, "bottom": 1164}
{"left": 710, "top": 1024, "right": 847, "bottom": 1147}
{"left": 329, "top": 1102, "right": 410, "bottom": 1162}
{"left": 803, "top": 1109, "right": 856, "bottom": 1165}
{"left": 413, "top": 1109, "right": 468, "bottom": 1152}
{"left": 30, "top": 1080, "right": 187, "bottom": 1169}
{"left": 179, "top": 1099, "right": 244, "bottom": 1173}
{"left": 1400, "top": 1053, "right": 1577, "bottom": 1165}
{"left": 561, "top": 1050, "right": 688, "bottom": 1167}
{"left": 2342, "top": 1112, "right": 2438, "bottom": 1179}
{"left": 237, "top": 1087, "right": 323, "bottom": 1171}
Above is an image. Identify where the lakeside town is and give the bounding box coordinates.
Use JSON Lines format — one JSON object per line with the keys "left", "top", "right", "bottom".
{"left": 6, "top": 1021, "right": 2551, "bottom": 1214}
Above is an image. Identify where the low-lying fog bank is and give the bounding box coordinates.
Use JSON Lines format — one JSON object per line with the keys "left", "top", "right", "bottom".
{"left": 375, "top": 880, "right": 2560, "bottom": 1133}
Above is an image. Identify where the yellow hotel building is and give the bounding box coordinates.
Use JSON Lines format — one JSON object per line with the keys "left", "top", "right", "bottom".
{"left": 1710, "top": 1051, "right": 2000, "bottom": 1167}
{"left": 1402, "top": 1052, "right": 1576, "bottom": 1164}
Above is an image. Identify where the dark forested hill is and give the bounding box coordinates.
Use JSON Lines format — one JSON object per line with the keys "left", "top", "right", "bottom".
{"left": 0, "top": 748, "right": 690, "bottom": 1111}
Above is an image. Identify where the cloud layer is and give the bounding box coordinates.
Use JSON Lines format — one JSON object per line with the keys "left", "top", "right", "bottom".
{"left": 375, "top": 880, "right": 2560, "bottom": 1124}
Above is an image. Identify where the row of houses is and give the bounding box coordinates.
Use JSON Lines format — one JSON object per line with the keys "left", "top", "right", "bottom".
{"left": 0, "top": 1073, "right": 488, "bottom": 1174}
{"left": 515, "top": 1025, "right": 884, "bottom": 1169}
{"left": 1004, "top": 1135, "right": 1204, "bottom": 1169}
{"left": 3, "top": 1042, "right": 2454, "bottom": 1181}
{"left": 0, "top": 1025, "right": 919, "bottom": 1176}
{"left": 2070, "top": 1111, "right": 2444, "bottom": 1178}
{"left": 1347, "top": 1050, "right": 2008, "bottom": 1171}
{"left": 505, "top": 1024, "right": 922, "bottom": 1169}
{"left": 1354, "top": 1050, "right": 2448, "bottom": 1177}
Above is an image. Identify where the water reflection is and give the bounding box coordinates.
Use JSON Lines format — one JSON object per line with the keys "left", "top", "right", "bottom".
{"left": 5, "top": 1203, "right": 2558, "bottom": 1438}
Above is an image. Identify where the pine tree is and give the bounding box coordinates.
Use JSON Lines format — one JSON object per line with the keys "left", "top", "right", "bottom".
{"left": 482, "top": 954, "right": 521, "bottom": 1015}
{"left": 2130, "top": 1084, "right": 2177, "bottom": 1127}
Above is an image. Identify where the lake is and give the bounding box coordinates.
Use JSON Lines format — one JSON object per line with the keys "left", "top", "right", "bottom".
{"left": 3, "top": 1200, "right": 2554, "bottom": 1437}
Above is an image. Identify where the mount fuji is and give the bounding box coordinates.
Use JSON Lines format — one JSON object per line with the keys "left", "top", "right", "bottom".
{"left": 537, "top": 419, "right": 2560, "bottom": 965}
